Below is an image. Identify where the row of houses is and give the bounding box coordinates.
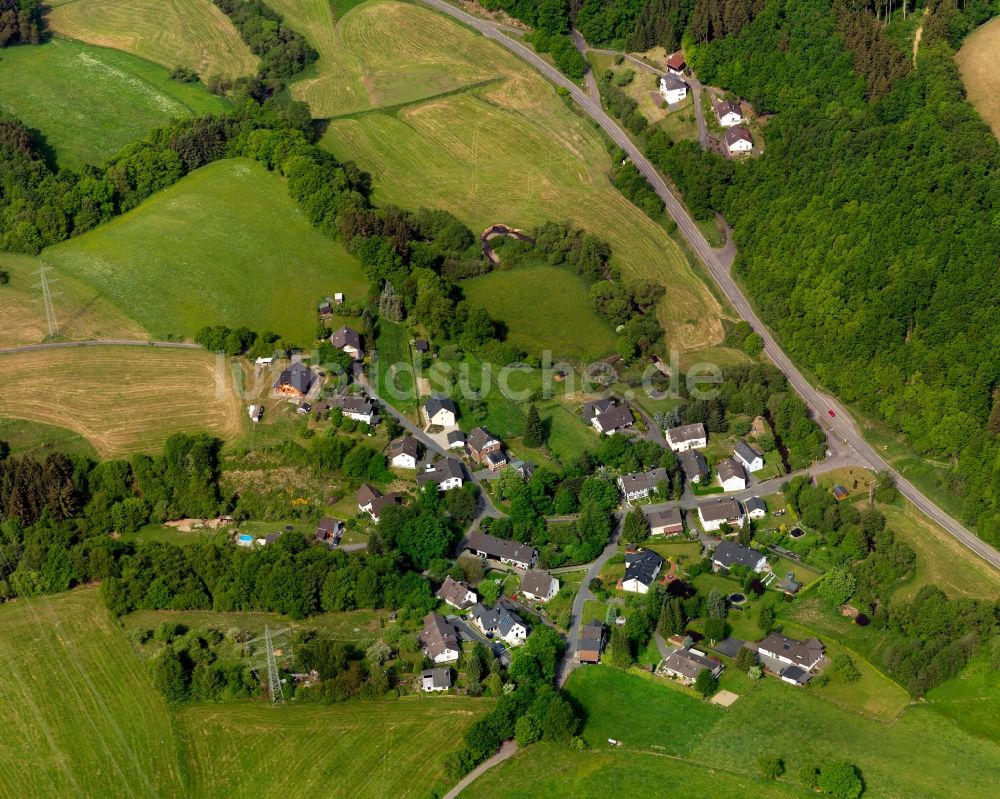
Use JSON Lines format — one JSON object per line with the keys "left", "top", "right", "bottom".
{"left": 659, "top": 633, "right": 824, "bottom": 688}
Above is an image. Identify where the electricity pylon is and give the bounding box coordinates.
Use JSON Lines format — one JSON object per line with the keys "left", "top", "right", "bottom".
{"left": 246, "top": 626, "right": 293, "bottom": 703}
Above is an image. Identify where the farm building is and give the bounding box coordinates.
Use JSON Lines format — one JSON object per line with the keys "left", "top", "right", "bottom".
{"left": 665, "top": 422, "right": 707, "bottom": 452}
{"left": 647, "top": 506, "right": 684, "bottom": 536}
{"left": 698, "top": 497, "right": 745, "bottom": 532}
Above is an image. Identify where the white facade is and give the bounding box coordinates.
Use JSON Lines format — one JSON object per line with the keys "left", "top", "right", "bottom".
{"left": 391, "top": 452, "right": 418, "bottom": 469}
{"left": 622, "top": 575, "right": 657, "bottom": 594}
{"left": 430, "top": 647, "right": 459, "bottom": 664}
{"left": 721, "top": 472, "right": 747, "bottom": 492}
{"left": 665, "top": 424, "right": 707, "bottom": 452}
{"left": 342, "top": 408, "right": 376, "bottom": 425}
{"left": 734, "top": 449, "right": 764, "bottom": 472}
{"left": 698, "top": 508, "right": 745, "bottom": 532}
{"left": 502, "top": 621, "right": 529, "bottom": 645}
{"left": 659, "top": 78, "right": 688, "bottom": 105}
{"left": 728, "top": 136, "right": 753, "bottom": 154}
{"left": 424, "top": 406, "right": 456, "bottom": 427}
{"left": 718, "top": 110, "right": 743, "bottom": 127}
{"left": 747, "top": 505, "right": 767, "bottom": 520}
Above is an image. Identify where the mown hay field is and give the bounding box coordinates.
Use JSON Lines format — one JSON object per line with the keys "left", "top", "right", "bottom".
{"left": 956, "top": 16, "right": 1000, "bottom": 140}
{"left": 0, "top": 39, "right": 228, "bottom": 169}
{"left": 45, "top": 159, "right": 370, "bottom": 344}
{"left": 47, "top": 0, "right": 258, "bottom": 83}
{"left": 0, "top": 589, "right": 186, "bottom": 799}
{"left": 0, "top": 346, "right": 243, "bottom": 456}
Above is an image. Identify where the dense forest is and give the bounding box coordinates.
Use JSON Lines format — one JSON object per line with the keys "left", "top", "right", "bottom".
{"left": 0, "top": 0, "right": 40, "bottom": 46}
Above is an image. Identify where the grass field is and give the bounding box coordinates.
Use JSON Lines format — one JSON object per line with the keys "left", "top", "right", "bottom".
{"left": 0, "top": 39, "right": 228, "bottom": 169}
{"left": 0, "top": 346, "right": 242, "bottom": 456}
{"left": 957, "top": 16, "right": 1000, "bottom": 140}
{"left": 0, "top": 252, "right": 146, "bottom": 347}
{"left": 460, "top": 265, "right": 614, "bottom": 361}
{"left": 0, "top": 418, "right": 98, "bottom": 458}
{"left": 0, "top": 589, "right": 186, "bottom": 798}
{"left": 47, "top": 0, "right": 258, "bottom": 83}
{"left": 924, "top": 653, "right": 1000, "bottom": 743}
{"left": 45, "top": 159, "right": 369, "bottom": 343}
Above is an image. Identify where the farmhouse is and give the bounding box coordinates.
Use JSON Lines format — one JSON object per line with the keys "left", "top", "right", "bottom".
{"left": 421, "top": 667, "right": 451, "bottom": 692}
{"left": 679, "top": 449, "right": 710, "bottom": 484}
{"left": 647, "top": 506, "right": 684, "bottom": 536}
{"left": 659, "top": 73, "right": 688, "bottom": 104}
{"left": 666, "top": 49, "right": 686, "bottom": 75}
{"left": 466, "top": 426, "right": 507, "bottom": 470}
{"left": 330, "top": 326, "right": 362, "bottom": 359}
{"left": 698, "top": 497, "right": 745, "bottom": 532}
{"left": 712, "top": 540, "right": 768, "bottom": 573}
{"left": 247, "top": 405, "right": 263, "bottom": 423}
{"left": 416, "top": 458, "right": 465, "bottom": 491}
{"left": 435, "top": 576, "right": 477, "bottom": 610}
{"left": 622, "top": 548, "right": 664, "bottom": 594}
{"left": 717, "top": 458, "right": 747, "bottom": 492}
{"left": 665, "top": 422, "right": 707, "bottom": 452}
{"left": 315, "top": 517, "right": 344, "bottom": 547}
{"left": 420, "top": 613, "right": 460, "bottom": 663}
{"left": 330, "top": 393, "right": 377, "bottom": 425}
{"left": 578, "top": 622, "right": 606, "bottom": 663}
{"left": 617, "top": 467, "right": 670, "bottom": 502}
{"left": 734, "top": 440, "right": 764, "bottom": 472}
{"left": 757, "top": 632, "right": 824, "bottom": 674}
{"left": 584, "top": 398, "right": 633, "bottom": 434}
{"left": 389, "top": 436, "right": 420, "bottom": 469}
{"left": 519, "top": 570, "right": 559, "bottom": 603}
{"left": 470, "top": 601, "right": 529, "bottom": 645}
{"left": 744, "top": 496, "right": 767, "bottom": 519}
{"left": 273, "top": 362, "right": 316, "bottom": 398}
{"left": 661, "top": 648, "right": 724, "bottom": 685}
{"left": 423, "top": 395, "right": 458, "bottom": 427}
{"left": 715, "top": 98, "right": 743, "bottom": 127}
{"left": 465, "top": 531, "right": 537, "bottom": 569}
{"left": 725, "top": 125, "right": 753, "bottom": 154}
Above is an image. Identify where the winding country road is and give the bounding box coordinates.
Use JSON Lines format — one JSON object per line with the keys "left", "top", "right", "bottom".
{"left": 417, "top": 0, "right": 1000, "bottom": 572}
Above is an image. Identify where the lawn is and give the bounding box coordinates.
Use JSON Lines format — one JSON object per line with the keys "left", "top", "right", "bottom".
{"left": 319, "top": 1, "right": 727, "bottom": 353}
{"left": 0, "top": 588, "right": 186, "bottom": 797}
{"left": 374, "top": 319, "right": 417, "bottom": 412}
{"left": 460, "top": 264, "right": 614, "bottom": 362}
{"left": 0, "top": 418, "right": 98, "bottom": 459}
{"left": 47, "top": 0, "right": 258, "bottom": 83}
{"left": 924, "top": 653, "right": 1000, "bottom": 743}
{"left": 956, "top": 15, "right": 1000, "bottom": 140}
{"left": 0, "top": 346, "right": 243, "bottom": 456}
{"left": 0, "top": 252, "right": 146, "bottom": 348}
{"left": 45, "top": 159, "right": 369, "bottom": 344}
{"left": 0, "top": 39, "right": 228, "bottom": 169}
{"left": 177, "top": 697, "right": 491, "bottom": 798}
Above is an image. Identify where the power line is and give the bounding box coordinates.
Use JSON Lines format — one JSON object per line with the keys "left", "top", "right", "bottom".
{"left": 246, "top": 626, "right": 293, "bottom": 703}
{"left": 35, "top": 264, "right": 60, "bottom": 338}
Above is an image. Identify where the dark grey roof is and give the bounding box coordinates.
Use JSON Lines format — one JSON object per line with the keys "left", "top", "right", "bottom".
{"left": 330, "top": 393, "right": 374, "bottom": 415}
{"left": 414, "top": 339, "right": 429, "bottom": 352}
{"left": 466, "top": 531, "right": 536, "bottom": 565}
{"left": 416, "top": 458, "right": 465, "bottom": 486}
{"left": 593, "top": 403, "right": 633, "bottom": 432}
{"left": 662, "top": 648, "right": 722, "bottom": 680}
{"left": 725, "top": 125, "right": 753, "bottom": 146}
{"left": 647, "top": 506, "right": 683, "bottom": 529}
{"left": 274, "top": 362, "right": 315, "bottom": 394}
{"left": 424, "top": 394, "right": 457, "bottom": 417}
{"left": 660, "top": 73, "right": 687, "bottom": 91}
{"left": 582, "top": 397, "right": 615, "bottom": 420}
{"left": 466, "top": 426, "right": 500, "bottom": 453}
{"left": 389, "top": 436, "right": 420, "bottom": 459}
{"left": 331, "top": 326, "right": 361, "bottom": 352}
{"left": 781, "top": 665, "right": 811, "bottom": 684}
{"left": 734, "top": 440, "right": 762, "bottom": 464}
{"left": 666, "top": 422, "right": 705, "bottom": 444}
{"left": 421, "top": 667, "right": 451, "bottom": 688}
{"left": 624, "top": 548, "right": 664, "bottom": 587}
{"left": 472, "top": 600, "right": 525, "bottom": 636}
{"left": 713, "top": 637, "right": 746, "bottom": 659}
{"left": 758, "top": 633, "right": 824, "bottom": 669}
{"left": 619, "top": 467, "right": 669, "bottom": 495}
{"left": 420, "top": 613, "right": 459, "bottom": 660}
{"left": 679, "top": 449, "right": 709, "bottom": 481}
{"left": 699, "top": 496, "right": 742, "bottom": 522}
{"left": 712, "top": 541, "right": 765, "bottom": 569}
{"left": 520, "top": 570, "right": 556, "bottom": 598}
{"left": 717, "top": 458, "right": 746, "bottom": 484}
{"left": 744, "top": 496, "right": 766, "bottom": 514}
{"left": 446, "top": 429, "right": 465, "bottom": 445}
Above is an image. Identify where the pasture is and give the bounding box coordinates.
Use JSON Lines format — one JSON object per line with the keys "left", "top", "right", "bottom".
{"left": 0, "top": 589, "right": 186, "bottom": 798}
{"left": 45, "top": 159, "right": 369, "bottom": 344}
{"left": 956, "top": 16, "right": 1000, "bottom": 140}
{"left": 0, "top": 252, "right": 146, "bottom": 348}
{"left": 0, "top": 418, "right": 98, "bottom": 459}
{"left": 47, "top": 0, "right": 258, "bottom": 83}
{"left": 0, "top": 346, "right": 243, "bottom": 457}
{"left": 178, "top": 698, "right": 490, "bottom": 798}
{"left": 0, "top": 39, "right": 227, "bottom": 169}
{"left": 460, "top": 264, "right": 614, "bottom": 361}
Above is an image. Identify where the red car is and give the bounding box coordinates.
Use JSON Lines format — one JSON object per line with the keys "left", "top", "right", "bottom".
{"left": 827, "top": 409, "right": 836, "bottom": 418}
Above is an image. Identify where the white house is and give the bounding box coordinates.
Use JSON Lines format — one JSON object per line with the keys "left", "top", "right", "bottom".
{"left": 416, "top": 458, "right": 465, "bottom": 492}
{"left": 421, "top": 667, "right": 451, "bottom": 692}
{"left": 717, "top": 458, "right": 747, "bottom": 492}
{"left": 666, "top": 50, "right": 686, "bottom": 76}
{"left": 520, "top": 570, "right": 559, "bottom": 603}
{"left": 422, "top": 395, "right": 457, "bottom": 427}
{"left": 330, "top": 393, "right": 377, "bottom": 425}
{"left": 734, "top": 440, "right": 764, "bottom": 472}
{"left": 744, "top": 496, "right": 767, "bottom": 519}
{"left": 715, "top": 99, "right": 743, "bottom": 127}
{"left": 725, "top": 125, "right": 753, "bottom": 154}
{"left": 712, "top": 540, "right": 768, "bottom": 573}
{"left": 465, "top": 531, "right": 537, "bottom": 570}
{"left": 659, "top": 73, "right": 688, "bottom": 105}
{"left": 622, "top": 549, "right": 664, "bottom": 594}
{"left": 647, "top": 506, "right": 684, "bottom": 536}
{"left": 757, "top": 633, "right": 824, "bottom": 672}
{"left": 435, "top": 576, "right": 477, "bottom": 610}
{"left": 617, "top": 467, "right": 670, "bottom": 502}
{"left": 420, "top": 613, "right": 460, "bottom": 663}
{"left": 330, "top": 326, "right": 363, "bottom": 359}
{"left": 665, "top": 422, "right": 707, "bottom": 452}
{"left": 389, "top": 436, "right": 420, "bottom": 469}
{"left": 470, "top": 601, "right": 529, "bottom": 646}
{"left": 698, "top": 497, "right": 744, "bottom": 532}
{"left": 583, "top": 398, "right": 633, "bottom": 434}
{"left": 661, "top": 648, "right": 724, "bottom": 685}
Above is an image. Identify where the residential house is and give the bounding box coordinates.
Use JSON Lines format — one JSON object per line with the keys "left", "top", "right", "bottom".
{"left": 414, "top": 339, "right": 430, "bottom": 354}
{"left": 330, "top": 326, "right": 363, "bottom": 359}
{"left": 618, "top": 467, "right": 670, "bottom": 502}
{"left": 421, "top": 667, "right": 451, "bottom": 692}
{"left": 465, "top": 531, "right": 537, "bottom": 569}
{"left": 583, "top": 398, "right": 634, "bottom": 434}
{"left": 315, "top": 517, "right": 344, "bottom": 547}
{"left": 659, "top": 73, "right": 688, "bottom": 104}
{"left": 665, "top": 422, "right": 707, "bottom": 452}
{"left": 647, "top": 506, "right": 684, "bottom": 536}
{"left": 622, "top": 548, "right": 665, "bottom": 594}
{"left": 330, "top": 393, "right": 377, "bottom": 425}
{"left": 508, "top": 458, "right": 535, "bottom": 480}
{"left": 712, "top": 540, "right": 768, "bottom": 573}
{"left": 679, "top": 449, "right": 710, "bottom": 484}
{"left": 717, "top": 458, "right": 747, "bottom": 492}
{"left": 247, "top": 405, "right": 263, "bottom": 423}
{"left": 757, "top": 632, "right": 824, "bottom": 674}
{"left": 389, "top": 436, "right": 420, "bottom": 469}
{"left": 666, "top": 49, "right": 686, "bottom": 75}
{"left": 273, "top": 362, "right": 316, "bottom": 398}
{"left": 445, "top": 429, "right": 465, "bottom": 449}
{"left": 697, "top": 497, "right": 745, "bottom": 532}
{"left": 725, "top": 125, "right": 753, "bottom": 154}
{"left": 466, "top": 427, "right": 506, "bottom": 470}
{"left": 470, "top": 600, "right": 529, "bottom": 646}
{"left": 423, "top": 395, "right": 458, "bottom": 427}
{"left": 420, "top": 613, "right": 461, "bottom": 663}
{"left": 744, "top": 496, "right": 767, "bottom": 519}
{"left": 578, "top": 622, "right": 606, "bottom": 664}
{"left": 416, "top": 458, "right": 465, "bottom": 491}
{"left": 661, "top": 648, "right": 724, "bottom": 685}
{"left": 715, "top": 98, "right": 743, "bottom": 127}
{"left": 734, "top": 440, "right": 764, "bottom": 472}
{"left": 519, "top": 570, "right": 559, "bottom": 603}
{"left": 435, "top": 576, "right": 477, "bottom": 610}
{"left": 357, "top": 485, "right": 402, "bottom": 523}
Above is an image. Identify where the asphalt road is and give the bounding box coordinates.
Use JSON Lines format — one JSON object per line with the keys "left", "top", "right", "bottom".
{"left": 417, "top": 0, "right": 1000, "bottom": 572}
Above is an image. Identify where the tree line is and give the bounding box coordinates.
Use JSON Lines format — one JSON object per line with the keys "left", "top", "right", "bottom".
{"left": 0, "top": 0, "right": 40, "bottom": 47}
{"left": 212, "top": 0, "right": 318, "bottom": 82}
